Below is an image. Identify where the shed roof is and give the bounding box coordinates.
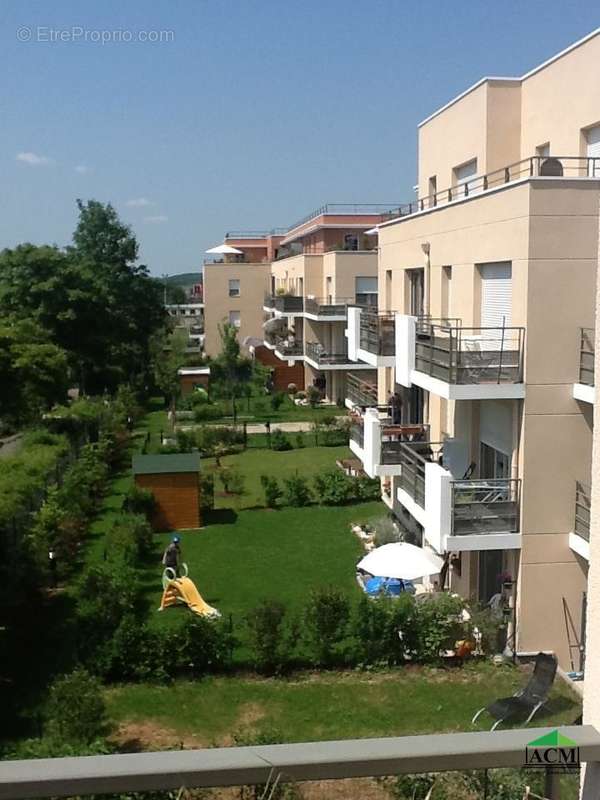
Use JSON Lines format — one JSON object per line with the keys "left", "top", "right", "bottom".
{"left": 132, "top": 453, "right": 200, "bottom": 475}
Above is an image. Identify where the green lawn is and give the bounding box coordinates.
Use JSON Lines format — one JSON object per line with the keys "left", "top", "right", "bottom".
{"left": 146, "top": 503, "right": 379, "bottom": 623}
{"left": 186, "top": 393, "right": 347, "bottom": 425}
{"left": 106, "top": 662, "right": 581, "bottom": 748}
{"left": 206, "top": 444, "right": 353, "bottom": 509}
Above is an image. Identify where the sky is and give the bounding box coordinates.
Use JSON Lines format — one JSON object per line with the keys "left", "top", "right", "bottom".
{"left": 1, "top": 1, "right": 598, "bottom": 277}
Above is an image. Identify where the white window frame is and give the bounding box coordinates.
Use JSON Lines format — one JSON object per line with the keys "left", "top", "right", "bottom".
{"left": 228, "top": 279, "right": 240, "bottom": 298}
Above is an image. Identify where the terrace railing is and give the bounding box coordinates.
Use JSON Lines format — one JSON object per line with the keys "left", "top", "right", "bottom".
{"left": 225, "top": 228, "right": 287, "bottom": 238}
{"left": 580, "top": 327, "right": 595, "bottom": 386}
{"left": 287, "top": 202, "right": 402, "bottom": 232}
{"left": 394, "top": 438, "right": 442, "bottom": 506}
{"left": 1, "top": 726, "right": 595, "bottom": 799}
{"left": 360, "top": 310, "right": 396, "bottom": 356}
{"left": 306, "top": 341, "right": 351, "bottom": 365}
{"left": 346, "top": 373, "right": 378, "bottom": 407}
{"left": 388, "top": 155, "right": 600, "bottom": 219}
{"left": 350, "top": 421, "right": 364, "bottom": 449}
{"left": 575, "top": 480, "right": 592, "bottom": 542}
{"left": 415, "top": 323, "right": 525, "bottom": 384}
{"left": 304, "top": 297, "right": 352, "bottom": 317}
{"left": 264, "top": 293, "right": 304, "bottom": 313}
{"left": 452, "top": 478, "right": 521, "bottom": 536}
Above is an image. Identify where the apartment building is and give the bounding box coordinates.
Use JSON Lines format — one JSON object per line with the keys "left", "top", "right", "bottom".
{"left": 202, "top": 231, "right": 284, "bottom": 356}
{"left": 347, "top": 29, "right": 600, "bottom": 668}
{"left": 204, "top": 205, "right": 400, "bottom": 399}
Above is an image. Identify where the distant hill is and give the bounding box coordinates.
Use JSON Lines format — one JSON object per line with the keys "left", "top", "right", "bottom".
{"left": 165, "top": 272, "right": 202, "bottom": 288}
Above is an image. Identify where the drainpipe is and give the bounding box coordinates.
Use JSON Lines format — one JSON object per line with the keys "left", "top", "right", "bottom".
{"left": 421, "top": 242, "right": 431, "bottom": 317}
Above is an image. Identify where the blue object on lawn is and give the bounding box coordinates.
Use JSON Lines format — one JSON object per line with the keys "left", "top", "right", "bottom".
{"left": 364, "top": 576, "right": 415, "bottom": 597}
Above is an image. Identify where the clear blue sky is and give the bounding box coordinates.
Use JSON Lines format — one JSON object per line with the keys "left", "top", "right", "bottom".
{"left": 0, "top": 1, "right": 598, "bottom": 276}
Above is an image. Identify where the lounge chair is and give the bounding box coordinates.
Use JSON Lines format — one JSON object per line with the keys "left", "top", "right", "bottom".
{"left": 472, "top": 652, "right": 557, "bottom": 731}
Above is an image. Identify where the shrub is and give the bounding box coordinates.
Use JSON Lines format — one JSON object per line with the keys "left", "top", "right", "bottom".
{"left": 260, "top": 475, "right": 281, "bottom": 508}
{"left": 303, "top": 587, "right": 350, "bottom": 666}
{"left": 287, "top": 383, "right": 297, "bottom": 397}
{"left": 412, "top": 593, "right": 467, "bottom": 661}
{"left": 354, "top": 475, "right": 382, "bottom": 502}
{"left": 349, "top": 594, "right": 415, "bottom": 666}
{"left": 105, "top": 512, "right": 154, "bottom": 562}
{"left": 306, "top": 386, "right": 321, "bottom": 407}
{"left": 371, "top": 515, "right": 402, "bottom": 546}
{"left": 246, "top": 599, "right": 291, "bottom": 674}
{"left": 45, "top": 669, "right": 106, "bottom": 745}
{"left": 295, "top": 432, "right": 305, "bottom": 448}
{"left": 199, "top": 472, "right": 215, "bottom": 510}
{"left": 104, "top": 616, "right": 180, "bottom": 682}
{"left": 175, "top": 429, "right": 196, "bottom": 452}
{"left": 270, "top": 428, "right": 292, "bottom": 451}
{"left": 270, "top": 392, "right": 286, "bottom": 411}
{"left": 196, "top": 425, "right": 244, "bottom": 455}
{"left": 179, "top": 616, "right": 235, "bottom": 675}
{"left": 193, "top": 403, "right": 223, "bottom": 422}
{"left": 219, "top": 467, "right": 245, "bottom": 495}
{"left": 123, "top": 485, "right": 155, "bottom": 520}
{"left": 313, "top": 469, "right": 354, "bottom": 505}
{"left": 281, "top": 474, "right": 311, "bottom": 507}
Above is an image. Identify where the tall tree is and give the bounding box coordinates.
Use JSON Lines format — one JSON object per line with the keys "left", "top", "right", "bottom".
{"left": 210, "top": 323, "right": 254, "bottom": 423}
{"left": 72, "top": 199, "right": 138, "bottom": 268}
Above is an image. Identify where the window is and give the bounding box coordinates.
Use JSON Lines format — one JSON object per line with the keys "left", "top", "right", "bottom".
{"left": 228, "top": 279, "right": 240, "bottom": 297}
{"left": 536, "top": 142, "right": 550, "bottom": 158}
{"left": 442, "top": 266, "right": 452, "bottom": 319}
{"left": 428, "top": 175, "right": 437, "bottom": 205}
{"left": 407, "top": 268, "right": 424, "bottom": 316}
{"left": 585, "top": 125, "right": 600, "bottom": 176}
{"left": 228, "top": 310, "right": 241, "bottom": 328}
{"left": 480, "top": 442, "right": 510, "bottom": 480}
{"left": 343, "top": 233, "right": 359, "bottom": 251}
{"left": 453, "top": 159, "right": 478, "bottom": 196}
{"left": 355, "top": 276, "right": 378, "bottom": 307}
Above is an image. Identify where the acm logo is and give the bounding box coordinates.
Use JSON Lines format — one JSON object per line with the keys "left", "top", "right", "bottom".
{"left": 525, "top": 731, "right": 580, "bottom": 773}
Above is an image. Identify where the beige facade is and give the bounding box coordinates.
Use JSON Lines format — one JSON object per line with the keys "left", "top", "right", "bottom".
{"left": 344, "top": 29, "right": 600, "bottom": 669}
{"left": 203, "top": 259, "right": 271, "bottom": 357}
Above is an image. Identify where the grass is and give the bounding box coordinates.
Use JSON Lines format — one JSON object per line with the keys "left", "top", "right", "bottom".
{"left": 106, "top": 662, "right": 581, "bottom": 747}
{"left": 186, "top": 393, "right": 347, "bottom": 425}
{"left": 145, "top": 503, "right": 379, "bottom": 623}
{"left": 206, "top": 444, "right": 353, "bottom": 509}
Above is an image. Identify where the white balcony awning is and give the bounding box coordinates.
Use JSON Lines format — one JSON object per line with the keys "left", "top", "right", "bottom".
{"left": 205, "top": 244, "right": 243, "bottom": 255}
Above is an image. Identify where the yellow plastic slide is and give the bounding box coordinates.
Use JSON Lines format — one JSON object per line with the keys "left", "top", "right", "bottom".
{"left": 159, "top": 576, "right": 220, "bottom": 618}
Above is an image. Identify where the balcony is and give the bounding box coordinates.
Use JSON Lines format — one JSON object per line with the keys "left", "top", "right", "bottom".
{"left": 574, "top": 327, "right": 595, "bottom": 404}
{"left": 1, "top": 726, "right": 595, "bottom": 800}
{"left": 264, "top": 332, "right": 304, "bottom": 361}
{"left": 263, "top": 293, "right": 304, "bottom": 314}
{"left": 396, "top": 315, "right": 526, "bottom": 400}
{"left": 386, "top": 154, "right": 600, "bottom": 221}
{"left": 390, "top": 438, "right": 521, "bottom": 553}
{"left": 347, "top": 307, "right": 395, "bottom": 367}
{"left": 304, "top": 297, "right": 351, "bottom": 320}
{"left": 346, "top": 373, "right": 378, "bottom": 408}
{"left": 305, "top": 341, "right": 373, "bottom": 371}
{"left": 570, "top": 480, "right": 591, "bottom": 561}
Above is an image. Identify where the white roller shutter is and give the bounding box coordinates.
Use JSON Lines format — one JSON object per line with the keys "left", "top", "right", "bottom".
{"left": 587, "top": 126, "right": 600, "bottom": 176}
{"left": 479, "top": 400, "right": 513, "bottom": 456}
{"left": 480, "top": 263, "right": 512, "bottom": 328}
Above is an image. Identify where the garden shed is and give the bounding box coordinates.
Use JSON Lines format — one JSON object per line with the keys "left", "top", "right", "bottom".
{"left": 177, "top": 366, "right": 210, "bottom": 397}
{"left": 132, "top": 453, "right": 202, "bottom": 531}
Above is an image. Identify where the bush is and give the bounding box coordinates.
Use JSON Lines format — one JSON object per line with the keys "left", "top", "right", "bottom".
{"left": 260, "top": 475, "right": 281, "bottom": 508}
{"left": 349, "top": 594, "right": 415, "bottom": 666}
{"left": 246, "top": 599, "right": 292, "bottom": 674}
{"left": 371, "top": 515, "right": 402, "bottom": 546}
{"left": 105, "top": 512, "right": 154, "bottom": 562}
{"left": 412, "top": 593, "right": 467, "bottom": 661}
{"left": 270, "top": 428, "right": 292, "bottom": 451}
{"left": 45, "top": 669, "right": 106, "bottom": 745}
{"left": 123, "top": 485, "right": 155, "bottom": 520}
{"left": 281, "top": 474, "right": 311, "bottom": 507}
{"left": 306, "top": 386, "right": 321, "bottom": 407}
{"left": 175, "top": 429, "right": 197, "bottom": 452}
{"left": 219, "top": 467, "right": 245, "bottom": 495}
{"left": 313, "top": 469, "right": 354, "bottom": 505}
{"left": 196, "top": 425, "right": 244, "bottom": 455}
{"left": 199, "top": 472, "right": 215, "bottom": 510}
{"left": 104, "top": 616, "right": 180, "bottom": 682}
{"left": 179, "top": 616, "right": 235, "bottom": 675}
{"left": 295, "top": 432, "right": 305, "bottom": 448}
{"left": 193, "top": 403, "right": 223, "bottom": 422}
{"left": 303, "top": 587, "right": 350, "bottom": 666}
{"left": 287, "top": 383, "right": 297, "bottom": 397}
{"left": 354, "top": 475, "right": 382, "bottom": 502}
{"left": 270, "top": 392, "right": 286, "bottom": 411}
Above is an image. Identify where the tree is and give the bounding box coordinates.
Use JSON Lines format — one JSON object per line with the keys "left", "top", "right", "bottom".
{"left": 72, "top": 199, "right": 138, "bottom": 267}
{"left": 210, "top": 323, "right": 254, "bottom": 423}
{"left": 152, "top": 328, "right": 189, "bottom": 407}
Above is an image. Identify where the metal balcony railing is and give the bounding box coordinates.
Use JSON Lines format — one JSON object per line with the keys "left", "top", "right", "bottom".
{"left": 350, "top": 421, "right": 364, "bottom": 448}
{"left": 360, "top": 310, "right": 395, "bottom": 356}
{"left": 306, "top": 341, "right": 351, "bottom": 365}
{"left": 225, "top": 228, "right": 287, "bottom": 238}
{"left": 346, "top": 374, "right": 378, "bottom": 407}
{"left": 394, "top": 438, "right": 442, "bottom": 506}
{"left": 264, "top": 333, "right": 303, "bottom": 357}
{"left": 1, "top": 726, "right": 595, "bottom": 799}
{"left": 264, "top": 293, "right": 304, "bottom": 313}
{"left": 388, "top": 155, "right": 600, "bottom": 219}
{"left": 287, "top": 202, "right": 402, "bottom": 232}
{"left": 304, "top": 297, "right": 352, "bottom": 317}
{"left": 575, "top": 480, "right": 591, "bottom": 542}
{"left": 452, "top": 478, "right": 521, "bottom": 536}
{"left": 354, "top": 292, "right": 378, "bottom": 308}
{"left": 580, "top": 327, "right": 595, "bottom": 386}
{"left": 415, "top": 323, "right": 525, "bottom": 384}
